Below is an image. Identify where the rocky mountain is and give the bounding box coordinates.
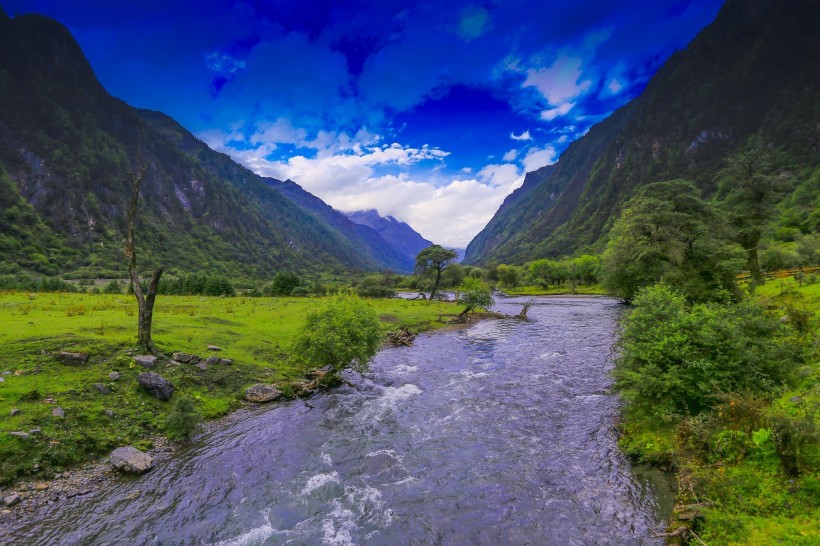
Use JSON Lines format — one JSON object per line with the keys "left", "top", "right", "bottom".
{"left": 465, "top": 0, "right": 820, "bottom": 265}
{"left": 345, "top": 210, "right": 434, "bottom": 266}
{"left": 0, "top": 11, "right": 412, "bottom": 279}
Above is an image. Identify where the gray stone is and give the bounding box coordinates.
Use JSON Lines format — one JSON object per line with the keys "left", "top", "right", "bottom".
{"left": 52, "top": 407, "right": 65, "bottom": 418}
{"left": 207, "top": 345, "right": 221, "bottom": 351}
{"left": 206, "top": 355, "right": 220, "bottom": 365}
{"left": 244, "top": 384, "right": 283, "bottom": 403}
{"left": 103, "top": 409, "right": 114, "bottom": 418}
{"left": 30, "top": 428, "right": 42, "bottom": 435}
{"left": 196, "top": 362, "right": 208, "bottom": 371}
{"left": 0, "top": 377, "right": 4, "bottom": 382}
{"left": 172, "top": 352, "right": 198, "bottom": 363}
{"left": 109, "top": 446, "right": 153, "bottom": 474}
{"left": 109, "top": 371, "right": 120, "bottom": 380}
{"left": 56, "top": 351, "right": 89, "bottom": 365}
{"left": 10, "top": 408, "right": 20, "bottom": 416}
{"left": 92, "top": 383, "right": 111, "bottom": 394}
{"left": 3, "top": 494, "right": 20, "bottom": 506}
{"left": 133, "top": 355, "right": 157, "bottom": 368}
{"left": 221, "top": 359, "right": 233, "bottom": 366}
{"left": 9, "top": 431, "right": 30, "bottom": 440}
{"left": 1, "top": 370, "right": 10, "bottom": 375}
{"left": 137, "top": 372, "right": 174, "bottom": 401}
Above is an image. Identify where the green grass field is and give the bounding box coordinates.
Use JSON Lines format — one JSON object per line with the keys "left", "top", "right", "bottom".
{"left": 0, "top": 292, "right": 457, "bottom": 484}
{"left": 501, "top": 284, "right": 608, "bottom": 296}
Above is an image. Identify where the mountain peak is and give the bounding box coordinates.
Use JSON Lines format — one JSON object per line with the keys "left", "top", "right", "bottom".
{"left": 346, "top": 210, "right": 433, "bottom": 262}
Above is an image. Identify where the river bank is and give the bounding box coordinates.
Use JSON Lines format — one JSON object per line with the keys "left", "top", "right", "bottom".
{"left": 5, "top": 295, "right": 671, "bottom": 544}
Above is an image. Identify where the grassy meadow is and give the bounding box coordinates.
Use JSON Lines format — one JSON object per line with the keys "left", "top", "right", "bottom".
{"left": 0, "top": 291, "right": 457, "bottom": 484}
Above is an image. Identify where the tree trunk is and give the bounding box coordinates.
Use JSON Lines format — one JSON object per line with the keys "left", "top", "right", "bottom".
{"left": 430, "top": 268, "right": 442, "bottom": 299}
{"left": 124, "top": 137, "right": 162, "bottom": 355}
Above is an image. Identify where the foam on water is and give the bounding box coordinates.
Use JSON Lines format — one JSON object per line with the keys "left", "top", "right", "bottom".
{"left": 301, "top": 471, "right": 340, "bottom": 496}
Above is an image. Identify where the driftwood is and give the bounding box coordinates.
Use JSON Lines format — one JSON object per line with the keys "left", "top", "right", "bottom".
{"left": 514, "top": 298, "right": 535, "bottom": 319}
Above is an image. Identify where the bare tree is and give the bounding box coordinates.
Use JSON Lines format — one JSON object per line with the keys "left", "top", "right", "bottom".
{"left": 124, "top": 133, "right": 163, "bottom": 354}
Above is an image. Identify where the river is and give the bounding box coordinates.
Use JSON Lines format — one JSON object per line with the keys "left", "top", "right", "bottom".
{"left": 9, "top": 295, "right": 672, "bottom": 545}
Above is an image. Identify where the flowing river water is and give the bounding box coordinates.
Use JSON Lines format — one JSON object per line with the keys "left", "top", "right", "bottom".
{"left": 9, "top": 295, "right": 673, "bottom": 545}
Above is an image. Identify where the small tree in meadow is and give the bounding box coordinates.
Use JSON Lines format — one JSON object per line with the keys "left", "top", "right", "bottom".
{"left": 292, "top": 290, "right": 382, "bottom": 378}
{"left": 457, "top": 277, "right": 494, "bottom": 317}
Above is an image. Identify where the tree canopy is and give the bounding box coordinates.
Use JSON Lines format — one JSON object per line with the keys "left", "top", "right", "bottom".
{"left": 414, "top": 245, "right": 458, "bottom": 299}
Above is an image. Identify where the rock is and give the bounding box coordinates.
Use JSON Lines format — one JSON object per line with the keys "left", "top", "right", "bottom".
{"left": 52, "top": 407, "right": 65, "bottom": 418}
{"left": 109, "top": 446, "right": 153, "bottom": 474}
{"left": 137, "top": 372, "right": 174, "bottom": 401}
{"left": 109, "top": 371, "right": 120, "bottom": 380}
{"left": 244, "top": 384, "right": 283, "bottom": 403}
{"left": 132, "top": 355, "right": 157, "bottom": 368}
{"left": 10, "top": 408, "right": 20, "bottom": 416}
{"left": 196, "top": 362, "right": 208, "bottom": 371}
{"left": 103, "top": 409, "right": 114, "bottom": 418}
{"left": 0, "top": 377, "right": 4, "bottom": 382}
{"left": 92, "top": 383, "right": 111, "bottom": 394}
{"left": 207, "top": 345, "right": 221, "bottom": 351}
{"left": 221, "top": 358, "right": 233, "bottom": 366}
{"left": 9, "top": 431, "right": 29, "bottom": 440}
{"left": 1, "top": 370, "right": 10, "bottom": 375}
{"left": 34, "top": 483, "right": 49, "bottom": 491}
{"left": 3, "top": 494, "right": 20, "bottom": 506}
{"left": 56, "top": 352, "right": 89, "bottom": 365}
{"left": 206, "top": 355, "right": 220, "bottom": 365}
{"left": 172, "top": 352, "right": 198, "bottom": 363}
{"left": 125, "top": 489, "right": 142, "bottom": 500}
{"left": 30, "top": 428, "right": 42, "bottom": 435}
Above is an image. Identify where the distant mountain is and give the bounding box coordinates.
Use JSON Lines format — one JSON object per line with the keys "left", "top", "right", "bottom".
{"left": 0, "top": 11, "right": 409, "bottom": 278}
{"left": 466, "top": 0, "right": 820, "bottom": 265}
{"left": 345, "top": 210, "right": 434, "bottom": 265}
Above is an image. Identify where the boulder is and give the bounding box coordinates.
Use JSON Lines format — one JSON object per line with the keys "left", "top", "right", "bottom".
{"left": 56, "top": 351, "right": 89, "bottom": 365}
{"left": 9, "top": 431, "right": 29, "bottom": 440}
{"left": 92, "top": 383, "right": 111, "bottom": 394}
{"left": 172, "top": 352, "right": 193, "bottom": 363}
{"left": 221, "top": 359, "right": 233, "bottom": 366}
{"left": 109, "top": 371, "right": 120, "bottom": 380}
{"left": 109, "top": 446, "right": 153, "bottom": 474}
{"left": 10, "top": 408, "right": 20, "bottom": 416}
{"left": 207, "top": 345, "right": 221, "bottom": 351}
{"left": 206, "top": 355, "right": 220, "bottom": 365}
{"left": 196, "top": 362, "right": 207, "bottom": 371}
{"left": 137, "top": 372, "right": 174, "bottom": 401}
{"left": 244, "top": 384, "right": 283, "bottom": 403}
{"left": 3, "top": 494, "right": 20, "bottom": 506}
{"left": 133, "top": 355, "right": 157, "bottom": 368}
{"left": 52, "top": 407, "right": 65, "bottom": 418}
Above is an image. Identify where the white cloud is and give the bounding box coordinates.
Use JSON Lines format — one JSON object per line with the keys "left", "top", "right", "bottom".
{"left": 202, "top": 129, "right": 525, "bottom": 247}
{"left": 523, "top": 56, "right": 592, "bottom": 106}
{"left": 540, "top": 102, "right": 575, "bottom": 121}
{"left": 607, "top": 79, "right": 623, "bottom": 94}
{"left": 510, "top": 130, "right": 532, "bottom": 141}
{"left": 522, "top": 145, "right": 558, "bottom": 173}
{"left": 502, "top": 149, "right": 517, "bottom": 162}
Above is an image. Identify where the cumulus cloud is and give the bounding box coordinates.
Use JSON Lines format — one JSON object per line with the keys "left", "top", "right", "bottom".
{"left": 503, "top": 149, "right": 517, "bottom": 161}
{"left": 203, "top": 129, "right": 525, "bottom": 247}
{"left": 522, "top": 145, "right": 558, "bottom": 173}
{"left": 523, "top": 56, "right": 592, "bottom": 106}
{"left": 540, "top": 102, "right": 575, "bottom": 121}
{"left": 510, "top": 130, "right": 532, "bottom": 141}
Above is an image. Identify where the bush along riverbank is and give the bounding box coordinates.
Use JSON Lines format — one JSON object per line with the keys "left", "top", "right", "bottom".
{"left": 614, "top": 279, "right": 819, "bottom": 544}
{"left": 0, "top": 291, "right": 466, "bottom": 493}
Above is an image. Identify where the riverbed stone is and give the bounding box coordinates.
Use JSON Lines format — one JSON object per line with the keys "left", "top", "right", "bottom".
{"left": 56, "top": 351, "right": 89, "bottom": 366}
{"left": 133, "top": 355, "right": 157, "bottom": 368}
{"left": 244, "top": 384, "right": 283, "bottom": 403}
{"left": 109, "top": 446, "right": 153, "bottom": 474}
{"left": 3, "top": 494, "right": 20, "bottom": 506}
{"left": 196, "top": 362, "right": 208, "bottom": 371}
{"left": 9, "top": 431, "right": 29, "bottom": 440}
{"left": 92, "top": 383, "right": 111, "bottom": 394}
{"left": 137, "top": 372, "right": 174, "bottom": 401}
{"left": 221, "top": 358, "right": 233, "bottom": 365}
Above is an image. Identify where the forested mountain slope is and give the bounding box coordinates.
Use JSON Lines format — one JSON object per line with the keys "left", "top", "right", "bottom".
{"left": 465, "top": 0, "right": 820, "bottom": 265}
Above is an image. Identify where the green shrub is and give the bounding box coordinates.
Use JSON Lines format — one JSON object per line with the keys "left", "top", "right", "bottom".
{"left": 291, "top": 290, "right": 381, "bottom": 375}
{"left": 458, "top": 277, "right": 494, "bottom": 312}
{"left": 165, "top": 397, "right": 203, "bottom": 441}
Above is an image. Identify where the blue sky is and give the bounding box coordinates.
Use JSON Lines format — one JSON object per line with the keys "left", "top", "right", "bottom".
{"left": 6, "top": 0, "right": 724, "bottom": 246}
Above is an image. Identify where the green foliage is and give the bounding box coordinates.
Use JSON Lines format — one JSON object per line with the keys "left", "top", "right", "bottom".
{"left": 414, "top": 245, "right": 458, "bottom": 297}
{"left": 458, "top": 277, "right": 494, "bottom": 313}
{"left": 269, "top": 271, "right": 301, "bottom": 296}
{"left": 602, "top": 180, "right": 745, "bottom": 302}
{"left": 291, "top": 290, "right": 382, "bottom": 375}
{"left": 165, "top": 397, "right": 203, "bottom": 441}
{"left": 528, "top": 254, "right": 601, "bottom": 289}
{"left": 614, "top": 283, "right": 804, "bottom": 416}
